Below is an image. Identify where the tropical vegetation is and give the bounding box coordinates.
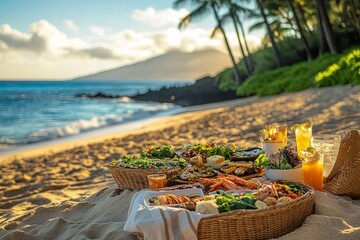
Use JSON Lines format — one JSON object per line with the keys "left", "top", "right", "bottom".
{"left": 173, "top": 0, "right": 360, "bottom": 96}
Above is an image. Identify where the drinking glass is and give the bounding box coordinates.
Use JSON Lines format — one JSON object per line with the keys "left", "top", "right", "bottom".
{"left": 294, "top": 123, "right": 313, "bottom": 158}
{"left": 302, "top": 152, "right": 324, "bottom": 191}
{"left": 147, "top": 174, "right": 167, "bottom": 190}
{"left": 312, "top": 135, "right": 341, "bottom": 177}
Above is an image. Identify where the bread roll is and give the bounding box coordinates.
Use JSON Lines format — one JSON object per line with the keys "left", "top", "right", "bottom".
{"left": 207, "top": 155, "right": 225, "bottom": 169}
{"left": 189, "top": 155, "right": 203, "bottom": 166}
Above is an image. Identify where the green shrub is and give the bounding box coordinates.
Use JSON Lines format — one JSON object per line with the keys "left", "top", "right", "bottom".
{"left": 215, "top": 64, "right": 247, "bottom": 92}
{"left": 215, "top": 30, "right": 359, "bottom": 94}
{"left": 315, "top": 48, "right": 360, "bottom": 87}
{"left": 236, "top": 53, "right": 340, "bottom": 96}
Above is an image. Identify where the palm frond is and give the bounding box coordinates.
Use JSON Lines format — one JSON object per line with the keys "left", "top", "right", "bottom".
{"left": 231, "top": 2, "right": 254, "bottom": 14}
{"left": 248, "top": 20, "right": 265, "bottom": 32}
{"left": 210, "top": 25, "right": 222, "bottom": 38}
{"left": 173, "top": 0, "right": 202, "bottom": 9}
{"left": 178, "top": 2, "right": 209, "bottom": 29}
{"left": 218, "top": 12, "right": 233, "bottom": 26}
{"left": 247, "top": 10, "right": 262, "bottom": 20}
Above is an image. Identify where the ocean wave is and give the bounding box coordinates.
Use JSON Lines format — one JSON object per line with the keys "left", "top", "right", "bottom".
{"left": 23, "top": 103, "right": 176, "bottom": 144}
{"left": 0, "top": 137, "right": 18, "bottom": 145}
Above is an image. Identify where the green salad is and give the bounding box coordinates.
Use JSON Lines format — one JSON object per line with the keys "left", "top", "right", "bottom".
{"left": 215, "top": 192, "right": 256, "bottom": 212}
{"left": 112, "top": 155, "right": 186, "bottom": 169}
{"left": 140, "top": 145, "right": 176, "bottom": 159}
{"left": 254, "top": 147, "right": 302, "bottom": 170}
{"left": 180, "top": 143, "right": 233, "bottom": 160}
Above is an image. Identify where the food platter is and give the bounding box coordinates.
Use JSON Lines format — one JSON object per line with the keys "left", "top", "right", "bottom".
{"left": 231, "top": 147, "right": 265, "bottom": 161}
{"left": 135, "top": 181, "right": 315, "bottom": 240}
{"left": 144, "top": 188, "right": 204, "bottom": 207}
{"left": 110, "top": 143, "right": 266, "bottom": 189}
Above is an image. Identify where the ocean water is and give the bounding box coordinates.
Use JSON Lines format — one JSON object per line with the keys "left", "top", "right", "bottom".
{"left": 0, "top": 80, "right": 189, "bottom": 150}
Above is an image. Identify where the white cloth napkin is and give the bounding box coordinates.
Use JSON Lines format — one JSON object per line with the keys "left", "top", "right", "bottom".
{"left": 123, "top": 190, "right": 204, "bottom": 240}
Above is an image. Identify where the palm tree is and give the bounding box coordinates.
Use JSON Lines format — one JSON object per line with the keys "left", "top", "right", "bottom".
{"left": 227, "top": 0, "right": 256, "bottom": 71}
{"left": 174, "top": 0, "right": 244, "bottom": 84}
{"left": 315, "top": 0, "right": 338, "bottom": 53}
{"left": 315, "top": 0, "right": 327, "bottom": 55}
{"left": 249, "top": 10, "right": 294, "bottom": 43}
{"left": 238, "top": 18, "right": 255, "bottom": 71}
{"left": 256, "top": 0, "right": 283, "bottom": 67}
{"left": 216, "top": 0, "right": 252, "bottom": 76}
{"left": 288, "top": 0, "right": 313, "bottom": 60}
{"left": 296, "top": 1, "right": 313, "bottom": 35}
{"left": 335, "top": 0, "right": 360, "bottom": 38}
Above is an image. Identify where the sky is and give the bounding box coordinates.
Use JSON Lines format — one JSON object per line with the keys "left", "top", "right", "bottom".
{"left": 0, "top": 0, "right": 263, "bottom": 80}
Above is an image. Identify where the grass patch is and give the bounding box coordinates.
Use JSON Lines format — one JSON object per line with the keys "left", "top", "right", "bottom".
{"left": 233, "top": 47, "right": 359, "bottom": 96}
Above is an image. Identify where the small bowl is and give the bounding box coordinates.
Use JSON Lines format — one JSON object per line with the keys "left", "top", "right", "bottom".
{"left": 265, "top": 168, "right": 303, "bottom": 183}
{"left": 262, "top": 142, "right": 286, "bottom": 155}
{"left": 232, "top": 147, "right": 265, "bottom": 162}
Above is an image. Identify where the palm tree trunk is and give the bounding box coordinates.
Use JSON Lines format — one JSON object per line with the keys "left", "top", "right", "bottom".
{"left": 316, "top": 0, "right": 338, "bottom": 54}
{"left": 238, "top": 18, "right": 255, "bottom": 70}
{"left": 315, "top": 1, "right": 327, "bottom": 55}
{"left": 350, "top": 0, "right": 360, "bottom": 39}
{"left": 257, "top": 0, "right": 282, "bottom": 67}
{"left": 296, "top": 3, "right": 313, "bottom": 35}
{"left": 288, "top": 0, "right": 313, "bottom": 61}
{"left": 230, "top": 13, "right": 251, "bottom": 76}
{"left": 211, "top": 5, "right": 243, "bottom": 84}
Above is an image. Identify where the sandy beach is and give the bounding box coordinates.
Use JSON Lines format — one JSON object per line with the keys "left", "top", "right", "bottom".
{"left": 1, "top": 85, "right": 360, "bottom": 239}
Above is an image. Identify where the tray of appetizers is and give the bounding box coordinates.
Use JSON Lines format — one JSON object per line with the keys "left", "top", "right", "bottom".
{"left": 138, "top": 181, "right": 315, "bottom": 240}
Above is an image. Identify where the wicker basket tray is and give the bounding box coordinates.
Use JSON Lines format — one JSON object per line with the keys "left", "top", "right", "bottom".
{"left": 135, "top": 183, "right": 315, "bottom": 240}
{"left": 108, "top": 166, "right": 181, "bottom": 190}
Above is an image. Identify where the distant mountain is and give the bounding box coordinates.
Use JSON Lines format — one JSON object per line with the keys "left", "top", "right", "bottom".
{"left": 73, "top": 49, "right": 231, "bottom": 81}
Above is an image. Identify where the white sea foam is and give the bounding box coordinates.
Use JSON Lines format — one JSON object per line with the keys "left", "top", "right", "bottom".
{"left": 24, "top": 103, "right": 177, "bottom": 144}
{"left": 118, "top": 96, "right": 133, "bottom": 102}
{"left": 0, "top": 137, "right": 18, "bottom": 145}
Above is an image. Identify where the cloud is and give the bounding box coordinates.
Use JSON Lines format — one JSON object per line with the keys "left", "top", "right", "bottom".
{"left": 0, "top": 19, "right": 260, "bottom": 63}
{"left": 0, "top": 8, "right": 261, "bottom": 79}
{"left": 0, "top": 20, "right": 89, "bottom": 55}
{"left": 64, "top": 20, "right": 79, "bottom": 33}
{"left": 0, "top": 23, "right": 46, "bottom": 52}
{"left": 89, "top": 25, "right": 106, "bottom": 37}
{"left": 132, "top": 7, "right": 189, "bottom": 28}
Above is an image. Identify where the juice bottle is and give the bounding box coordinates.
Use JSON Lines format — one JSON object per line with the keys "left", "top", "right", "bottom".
{"left": 292, "top": 122, "right": 313, "bottom": 158}
{"left": 302, "top": 147, "right": 324, "bottom": 190}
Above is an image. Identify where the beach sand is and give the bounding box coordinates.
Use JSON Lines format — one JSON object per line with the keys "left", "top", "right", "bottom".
{"left": 1, "top": 85, "right": 360, "bottom": 239}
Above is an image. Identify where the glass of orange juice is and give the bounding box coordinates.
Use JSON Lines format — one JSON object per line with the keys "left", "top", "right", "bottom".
{"left": 147, "top": 174, "right": 167, "bottom": 190}
{"left": 302, "top": 148, "right": 324, "bottom": 190}
{"left": 292, "top": 122, "right": 313, "bottom": 158}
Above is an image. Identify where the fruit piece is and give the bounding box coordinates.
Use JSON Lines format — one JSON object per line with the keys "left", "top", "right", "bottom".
{"left": 277, "top": 197, "right": 292, "bottom": 204}
{"left": 291, "top": 122, "right": 312, "bottom": 131}
{"left": 301, "top": 147, "right": 321, "bottom": 163}
{"left": 255, "top": 200, "right": 268, "bottom": 209}
{"left": 263, "top": 197, "right": 277, "bottom": 206}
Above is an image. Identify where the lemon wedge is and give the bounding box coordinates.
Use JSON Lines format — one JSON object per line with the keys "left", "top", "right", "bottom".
{"left": 301, "top": 146, "right": 321, "bottom": 162}
{"left": 291, "top": 122, "right": 312, "bottom": 131}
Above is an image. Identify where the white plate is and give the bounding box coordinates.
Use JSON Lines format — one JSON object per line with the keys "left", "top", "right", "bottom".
{"left": 144, "top": 188, "right": 204, "bottom": 207}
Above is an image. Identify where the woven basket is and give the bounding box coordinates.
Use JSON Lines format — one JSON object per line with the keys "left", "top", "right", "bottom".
{"left": 136, "top": 183, "right": 315, "bottom": 240}
{"left": 108, "top": 166, "right": 181, "bottom": 190}
{"left": 324, "top": 129, "right": 360, "bottom": 199}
